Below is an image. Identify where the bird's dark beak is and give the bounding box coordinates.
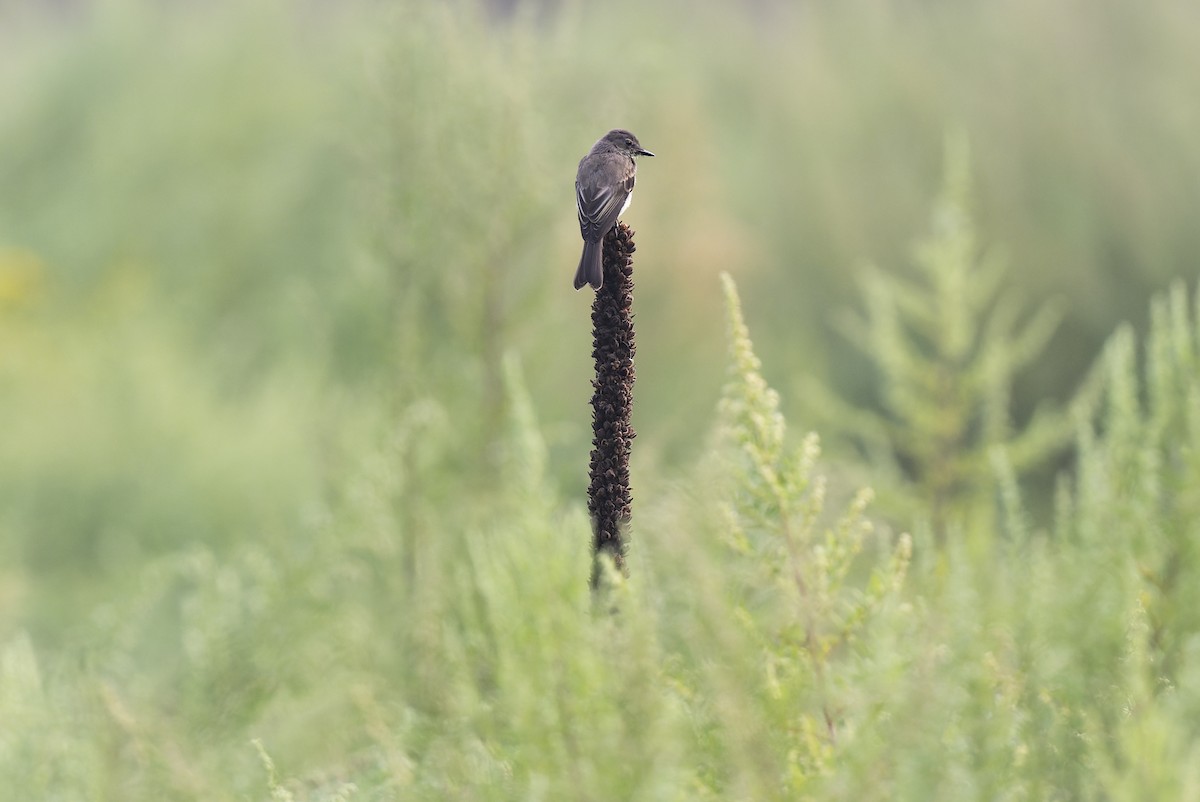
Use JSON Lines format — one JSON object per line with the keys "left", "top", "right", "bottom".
{"left": 636, "top": 147, "right": 655, "bottom": 157}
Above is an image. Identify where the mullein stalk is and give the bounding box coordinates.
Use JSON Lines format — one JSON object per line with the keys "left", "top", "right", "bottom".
{"left": 587, "top": 221, "right": 637, "bottom": 588}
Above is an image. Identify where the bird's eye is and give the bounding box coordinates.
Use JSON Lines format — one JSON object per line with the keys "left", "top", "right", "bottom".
{"left": 625, "top": 139, "right": 633, "bottom": 147}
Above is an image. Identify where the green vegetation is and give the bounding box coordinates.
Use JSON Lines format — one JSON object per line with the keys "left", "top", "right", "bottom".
{"left": 810, "top": 134, "right": 1069, "bottom": 537}
{"left": 3, "top": 0, "right": 1200, "bottom": 798}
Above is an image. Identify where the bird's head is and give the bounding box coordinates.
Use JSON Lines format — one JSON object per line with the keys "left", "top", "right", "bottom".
{"left": 603, "top": 129, "right": 655, "bottom": 158}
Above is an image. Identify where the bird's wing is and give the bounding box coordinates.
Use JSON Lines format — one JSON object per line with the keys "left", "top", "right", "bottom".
{"left": 576, "top": 171, "right": 635, "bottom": 243}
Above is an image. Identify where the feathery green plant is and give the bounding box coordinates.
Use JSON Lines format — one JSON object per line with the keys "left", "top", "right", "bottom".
{"left": 1062, "top": 280, "right": 1200, "bottom": 698}
{"left": 714, "top": 273, "right": 912, "bottom": 793}
{"left": 792, "top": 282, "right": 1200, "bottom": 800}
{"left": 836, "top": 135, "right": 1067, "bottom": 537}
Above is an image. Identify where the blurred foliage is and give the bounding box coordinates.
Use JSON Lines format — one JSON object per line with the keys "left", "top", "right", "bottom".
{"left": 3, "top": 0, "right": 1200, "bottom": 798}
{"left": 812, "top": 135, "right": 1069, "bottom": 537}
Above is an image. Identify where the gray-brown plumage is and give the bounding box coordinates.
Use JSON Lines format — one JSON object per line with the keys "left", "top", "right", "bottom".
{"left": 573, "top": 129, "right": 654, "bottom": 291}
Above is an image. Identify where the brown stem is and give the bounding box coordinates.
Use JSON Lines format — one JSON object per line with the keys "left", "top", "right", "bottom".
{"left": 587, "top": 222, "right": 637, "bottom": 588}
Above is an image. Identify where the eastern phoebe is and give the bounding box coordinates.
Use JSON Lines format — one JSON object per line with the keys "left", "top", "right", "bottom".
{"left": 573, "top": 129, "right": 654, "bottom": 291}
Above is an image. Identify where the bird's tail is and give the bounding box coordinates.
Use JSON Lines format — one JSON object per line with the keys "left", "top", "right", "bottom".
{"left": 574, "top": 240, "right": 603, "bottom": 291}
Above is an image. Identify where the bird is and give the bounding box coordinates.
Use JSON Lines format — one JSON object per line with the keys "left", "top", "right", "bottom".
{"left": 573, "top": 129, "right": 654, "bottom": 291}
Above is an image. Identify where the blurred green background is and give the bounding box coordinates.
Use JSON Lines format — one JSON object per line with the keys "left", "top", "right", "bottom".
{"left": 2, "top": 0, "right": 1199, "bottom": 797}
